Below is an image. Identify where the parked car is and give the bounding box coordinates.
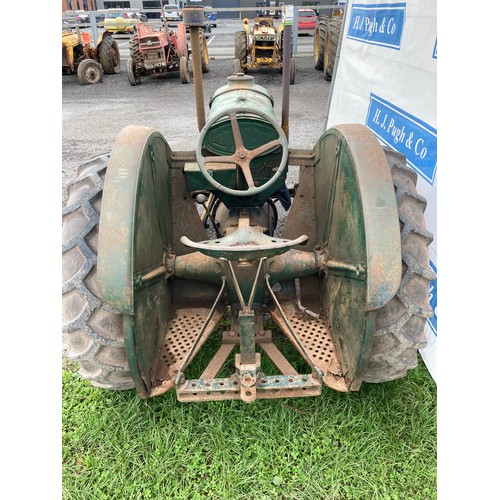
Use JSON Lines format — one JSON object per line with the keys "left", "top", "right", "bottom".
{"left": 162, "top": 4, "right": 182, "bottom": 24}
{"left": 103, "top": 9, "right": 142, "bottom": 34}
{"left": 62, "top": 10, "right": 90, "bottom": 24}
{"left": 298, "top": 8, "right": 317, "bottom": 34}
{"left": 62, "top": 11, "right": 75, "bottom": 24}
{"left": 205, "top": 6, "right": 218, "bottom": 27}
{"left": 90, "top": 10, "right": 105, "bottom": 23}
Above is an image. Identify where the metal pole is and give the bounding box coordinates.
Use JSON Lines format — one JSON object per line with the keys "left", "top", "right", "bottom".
{"left": 89, "top": 11, "right": 98, "bottom": 47}
{"left": 281, "top": 23, "right": 291, "bottom": 140}
{"left": 191, "top": 27, "right": 206, "bottom": 131}
{"left": 183, "top": 7, "right": 206, "bottom": 131}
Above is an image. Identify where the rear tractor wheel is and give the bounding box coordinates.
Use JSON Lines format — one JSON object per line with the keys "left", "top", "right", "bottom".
{"left": 235, "top": 30, "right": 247, "bottom": 72}
{"left": 233, "top": 58, "right": 242, "bottom": 74}
{"left": 323, "top": 17, "right": 342, "bottom": 81}
{"left": 313, "top": 16, "right": 328, "bottom": 70}
{"left": 127, "top": 57, "right": 141, "bottom": 85}
{"left": 77, "top": 59, "right": 104, "bottom": 84}
{"left": 99, "top": 35, "right": 121, "bottom": 74}
{"left": 129, "top": 34, "right": 140, "bottom": 62}
{"left": 180, "top": 55, "right": 190, "bottom": 84}
{"left": 200, "top": 32, "right": 209, "bottom": 73}
{"left": 62, "top": 155, "right": 134, "bottom": 390}
{"left": 364, "top": 149, "right": 436, "bottom": 383}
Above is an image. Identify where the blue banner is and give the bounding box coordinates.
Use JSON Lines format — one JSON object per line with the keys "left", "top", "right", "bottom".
{"left": 366, "top": 94, "right": 437, "bottom": 184}
{"left": 347, "top": 3, "right": 406, "bottom": 49}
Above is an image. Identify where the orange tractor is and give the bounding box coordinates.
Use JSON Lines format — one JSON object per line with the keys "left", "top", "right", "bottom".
{"left": 127, "top": 22, "right": 209, "bottom": 85}
{"left": 62, "top": 29, "right": 120, "bottom": 84}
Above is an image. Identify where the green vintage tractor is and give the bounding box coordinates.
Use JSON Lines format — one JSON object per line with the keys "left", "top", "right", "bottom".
{"left": 62, "top": 8, "right": 434, "bottom": 403}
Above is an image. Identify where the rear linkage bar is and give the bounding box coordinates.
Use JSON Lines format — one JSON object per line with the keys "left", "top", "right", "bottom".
{"left": 174, "top": 252, "right": 329, "bottom": 403}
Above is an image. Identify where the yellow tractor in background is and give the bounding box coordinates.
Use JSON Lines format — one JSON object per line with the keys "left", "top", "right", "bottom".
{"left": 234, "top": 16, "right": 296, "bottom": 84}
{"left": 62, "top": 29, "right": 121, "bottom": 84}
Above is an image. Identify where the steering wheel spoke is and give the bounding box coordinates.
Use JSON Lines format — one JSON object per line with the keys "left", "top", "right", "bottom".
{"left": 247, "top": 139, "right": 281, "bottom": 161}
{"left": 238, "top": 160, "right": 255, "bottom": 188}
{"left": 230, "top": 114, "right": 244, "bottom": 149}
{"left": 205, "top": 155, "right": 238, "bottom": 165}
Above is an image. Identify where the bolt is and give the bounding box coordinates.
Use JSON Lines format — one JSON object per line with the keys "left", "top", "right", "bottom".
{"left": 195, "top": 193, "right": 206, "bottom": 204}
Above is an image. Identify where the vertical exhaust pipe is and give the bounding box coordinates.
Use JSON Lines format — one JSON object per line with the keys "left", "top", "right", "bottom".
{"left": 183, "top": 7, "right": 206, "bottom": 131}
{"left": 281, "top": 23, "right": 291, "bottom": 139}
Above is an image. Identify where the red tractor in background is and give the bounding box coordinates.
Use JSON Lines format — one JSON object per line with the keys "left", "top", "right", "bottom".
{"left": 127, "top": 22, "right": 209, "bottom": 85}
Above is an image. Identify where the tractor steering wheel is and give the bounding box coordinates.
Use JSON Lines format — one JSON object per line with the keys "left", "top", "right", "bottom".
{"left": 196, "top": 107, "right": 289, "bottom": 196}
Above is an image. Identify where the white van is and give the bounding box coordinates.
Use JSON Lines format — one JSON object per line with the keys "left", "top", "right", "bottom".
{"left": 162, "top": 4, "right": 182, "bottom": 23}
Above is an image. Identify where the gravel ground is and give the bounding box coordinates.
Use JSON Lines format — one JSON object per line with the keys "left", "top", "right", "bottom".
{"left": 62, "top": 55, "right": 332, "bottom": 209}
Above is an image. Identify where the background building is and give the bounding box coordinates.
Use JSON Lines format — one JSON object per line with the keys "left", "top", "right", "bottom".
{"left": 63, "top": 0, "right": 340, "bottom": 19}
{"left": 62, "top": 0, "right": 98, "bottom": 11}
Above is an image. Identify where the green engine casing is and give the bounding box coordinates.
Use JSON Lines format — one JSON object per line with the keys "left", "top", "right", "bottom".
{"left": 187, "top": 74, "right": 287, "bottom": 208}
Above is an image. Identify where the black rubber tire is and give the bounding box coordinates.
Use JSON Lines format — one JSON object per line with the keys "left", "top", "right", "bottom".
{"left": 314, "top": 16, "right": 328, "bottom": 70}
{"left": 363, "top": 149, "right": 436, "bottom": 383}
{"left": 235, "top": 30, "right": 247, "bottom": 68}
{"left": 127, "top": 57, "right": 141, "bottom": 86}
{"left": 323, "top": 17, "right": 342, "bottom": 81}
{"left": 62, "top": 155, "right": 134, "bottom": 390}
{"left": 129, "top": 34, "right": 140, "bottom": 64}
{"left": 233, "top": 58, "right": 242, "bottom": 74}
{"left": 200, "top": 33, "right": 209, "bottom": 73}
{"left": 77, "top": 59, "right": 103, "bottom": 84}
{"left": 180, "top": 55, "right": 190, "bottom": 84}
{"left": 99, "top": 35, "right": 121, "bottom": 74}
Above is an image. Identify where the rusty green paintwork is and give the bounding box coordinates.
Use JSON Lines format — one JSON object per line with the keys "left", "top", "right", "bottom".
{"left": 313, "top": 124, "right": 401, "bottom": 388}
{"left": 96, "top": 118, "right": 401, "bottom": 399}
{"left": 97, "top": 125, "right": 175, "bottom": 397}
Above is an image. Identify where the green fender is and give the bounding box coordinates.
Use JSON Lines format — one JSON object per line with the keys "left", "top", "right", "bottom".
{"left": 97, "top": 125, "right": 174, "bottom": 397}
{"left": 314, "top": 124, "right": 401, "bottom": 387}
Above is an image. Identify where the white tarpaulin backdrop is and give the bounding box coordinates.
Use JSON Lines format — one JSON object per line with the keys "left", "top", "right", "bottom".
{"left": 326, "top": 0, "right": 437, "bottom": 380}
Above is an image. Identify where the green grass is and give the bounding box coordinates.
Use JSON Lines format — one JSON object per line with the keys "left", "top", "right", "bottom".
{"left": 62, "top": 355, "right": 436, "bottom": 499}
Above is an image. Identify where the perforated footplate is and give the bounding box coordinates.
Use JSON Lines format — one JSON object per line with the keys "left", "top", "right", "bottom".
{"left": 269, "top": 302, "right": 348, "bottom": 391}
{"left": 150, "top": 306, "right": 226, "bottom": 396}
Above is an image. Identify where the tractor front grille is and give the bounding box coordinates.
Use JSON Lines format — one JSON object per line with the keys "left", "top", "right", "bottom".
{"left": 143, "top": 49, "right": 167, "bottom": 69}
{"left": 139, "top": 36, "right": 162, "bottom": 49}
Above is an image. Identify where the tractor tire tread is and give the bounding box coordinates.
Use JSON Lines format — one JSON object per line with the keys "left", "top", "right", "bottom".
{"left": 99, "top": 35, "right": 121, "bottom": 74}
{"left": 323, "top": 17, "right": 342, "bottom": 81}
{"left": 129, "top": 35, "right": 141, "bottom": 63}
{"left": 314, "top": 16, "right": 328, "bottom": 70}
{"left": 363, "top": 149, "right": 436, "bottom": 383}
{"left": 62, "top": 154, "right": 134, "bottom": 390}
{"left": 235, "top": 30, "right": 247, "bottom": 67}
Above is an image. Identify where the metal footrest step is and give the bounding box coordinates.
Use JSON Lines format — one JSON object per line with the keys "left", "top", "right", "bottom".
{"left": 269, "top": 301, "right": 348, "bottom": 392}
{"left": 150, "top": 306, "right": 226, "bottom": 397}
